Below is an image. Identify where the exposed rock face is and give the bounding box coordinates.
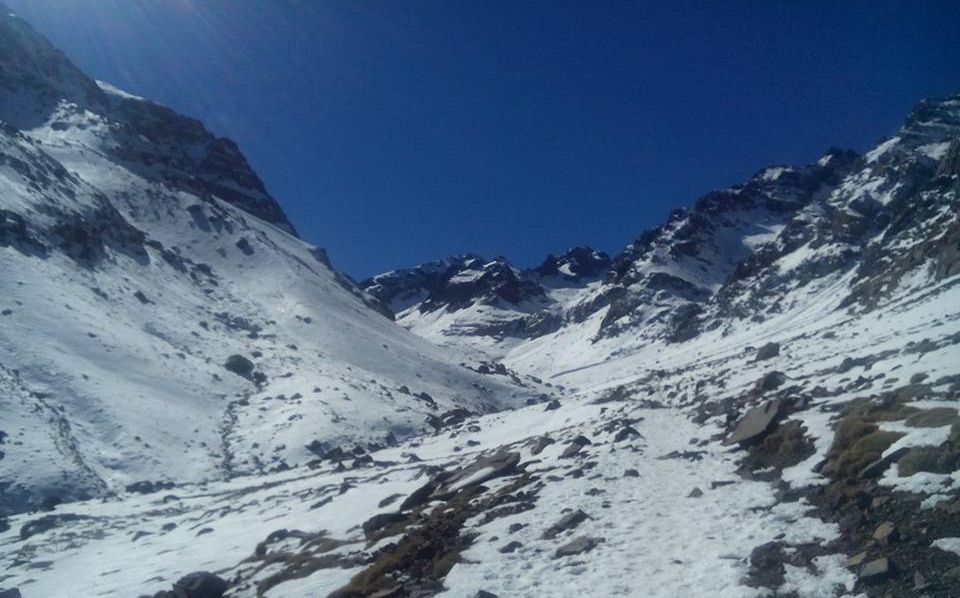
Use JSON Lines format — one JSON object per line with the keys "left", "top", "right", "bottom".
{"left": 0, "top": 10, "right": 296, "bottom": 236}
{"left": 362, "top": 248, "right": 610, "bottom": 341}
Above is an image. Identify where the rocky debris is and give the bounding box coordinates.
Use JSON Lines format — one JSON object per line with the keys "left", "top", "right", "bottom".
{"left": 756, "top": 371, "right": 787, "bottom": 393}
{"left": 755, "top": 342, "right": 781, "bottom": 361}
{"left": 19, "top": 513, "right": 91, "bottom": 540}
{"left": 254, "top": 529, "right": 312, "bottom": 557}
{"left": 741, "top": 419, "right": 815, "bottom": 472}
{"left": 397, "top": 451, "right": 521, "bottom": 512}
{"left": 0, "top": 589, "right": 22, "bottom": 598}
{"left": 362, "top": 512, "right": 407, "bottom": 537}
{"left": 623, "top": 469, "right": 640, "bottom": 478}
{"left": 434, "top": 451, "right": 521, "bottom": 497}
{"left": 560, "top": 435, "right": 592, "bottom": 458}
{"left": 530, "top": 435, "right": 556, "bottom": 455}
{"left": 499, "top": 541, "right": 522, "bottom": 554}
{"left": 859, "top": 557, "right": 894, "bottom": 582}
{"left": 398, "top": 480, "right": 437, "bottom": 511}
{"left": 872, "top": 521, "right": 898, "bottom": 544}
{"left": 332, "top": 474, "right": 536, "bottom": 597}
{"left": 125, "top": 480, "right": 175, "bottom": 494}
{"left": 745, "top": 541, "right": 787, "bottom": 588}
{"left": 553, "top": 536, "right": 603, "bottom": 559}
{"left": 145, "top": 572, "right": 228, "bottom": 598}
{"left": 614, "top": 425, "right": 641, "bottom": 442}
{"left": 724, "top": 399, "right": 783, "bottom": 446}
{"left": 688, "top": 487, "right": 703, "bottom": 498}
{"left": 542, "top": 509, "right": 591, "bottom": 540}
{"left": 544, "top": 399, "right": 561, "bottom": 411}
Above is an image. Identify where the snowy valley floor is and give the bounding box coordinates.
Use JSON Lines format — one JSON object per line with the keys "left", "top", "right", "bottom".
{"left": 2, "top": 276, "right": 960, "bottom": 597}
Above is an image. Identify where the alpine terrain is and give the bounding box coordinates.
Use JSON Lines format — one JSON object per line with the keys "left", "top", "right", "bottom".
{"left": 2, "top": 7, "right": 960, "bottom": 598}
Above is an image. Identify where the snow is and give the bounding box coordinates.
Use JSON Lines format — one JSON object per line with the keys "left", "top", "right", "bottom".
{"left": 918, "top": 141, "right": 951, "bottom": 160}
{"left": 760, "top": 166, "right": 793, "bottom": 181}
{"left": 932, "top": 537, "right": 960, "bottom": 556}
{"left": 865, "top": 136, "right": 900, "bottom": 163}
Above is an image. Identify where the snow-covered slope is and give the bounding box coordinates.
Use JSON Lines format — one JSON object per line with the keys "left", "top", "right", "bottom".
{"left": 0, "top": 9, "right": 542, "bottom": 514}
{"left": 1, "top": 6, "right": 960, "bottom": 598}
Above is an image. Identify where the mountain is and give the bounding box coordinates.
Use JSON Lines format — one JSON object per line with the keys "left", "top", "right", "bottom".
{"left": 0, "top": 8, "right": 543, "bottom": 515}
{"left": 362, "top": 247, "right": 611, "bottom": 356}
{"left": 2, "top": 7, "right": 960, "bottom": 598}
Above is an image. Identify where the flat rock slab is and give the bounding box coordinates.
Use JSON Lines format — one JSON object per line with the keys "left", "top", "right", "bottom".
{"left": 553, "top": 536, "right": 604, "bottom": 559}
{"left": 542, "top": 509, "right": 591, "bottom": 540}
{"left": 724, "top": 399, "right": 782, "bottom": 446}
{"left": 435, "top": 450, "right": 521, "bottom": 497}
{"left": 860, "top": 557, "right": 893, "bottom": 581}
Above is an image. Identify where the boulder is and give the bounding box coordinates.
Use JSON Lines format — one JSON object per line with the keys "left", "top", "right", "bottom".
{"left": 724, "top": 400, "right": 783, "bottom": 446}
{"left": 553, "top": 536, "right": 603, "bottom": 559}
{"left": 435, "top": 451, "right": 521, "bottom": 497}
{"left": 362, "top": 512, "right": 406, "bottom": 536}
{"left": 542, "top": 509, "right": 590, "bottom": 539}
{"left": 498, "top": 541, "right": 522, "bottom": 554}
{"left": 172, "top": 572, "right": 228, "bottom": 598}
{"left": 756, "top": 371, "right": 787, "bottom": 392}
{"left": 399, "top": 480, "right": 437, "bottom": 511}
{"left": 614, "top": 425, "right": 641, "bottom": 442}
{"left": 755, "top": 342, "right": 781, "bottom": 361}
{"left": 531, "top": 435, "right": 555, "bottom": 455}
{"left": 223, "top": 354, "right": 255, "bottom": 379}
{"left": 0, "top": 589, "right": 22, "bottom": 598}
{"left": 872, "top": 521, "right": 898, "bottom": 544}
{"left": 859, "top": 557, "right": 893, "bottom": 581}
{"left": 560, "top": 435, "right": 592, "bottom": 459}
{"left": 544, "top": 399, "right": 561, "bottom": 411}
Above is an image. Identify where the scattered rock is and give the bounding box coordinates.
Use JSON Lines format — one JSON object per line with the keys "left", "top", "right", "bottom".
{"left": 724, "top": 399, "right": 783, "bottom": 446}
{"left": 553, "top": 536, "right": 603, "bottom": 559}
{"left": 399, "top": 481, "right": 437, "bottom": 511}
{"left": 531, "top": 436, "right": 555, "bottom": 455}
{"left": 20, "top": 513, "right": 90, "bottom": 540}
{"left": 560, "top": 435, "right": 592, "bottom": 458}
{"left": 623, "top": 469, "right": 640, "bottom": 478}
{"left": 846, "top": 551, "right": 868, "bottom": 568}
{"left": 755, "top": 342, "right": 781, "bottom": 361}
{"left": 362, "top": 512, "right": 406, "bottom": 536}
{"left": 0, "top": 589, "right": 22, "bottom": 598}
{"left": 872, "top": 521, "right": 898, "bottom": 544}
{"left": 498, "top": 541, "right": 522, "bottom": 554}
{"left": 614, "top": 425, "right": 641, "bottom": 442}
{"left": 544, "top": 399, "right": 561, "bottom": 411}
{"left": 474, "top": 591, "right": 498, "bottom": 598}
{"left": 746, "top": 541, "right": 787, "bottom": 588}
{"left": 758, "top": 371, "right": 787, "bottom": 393}
{"left": 688, "top": 487, "right": 703, "bottom": 498}
{"left": 860, "top": 557, "right": 894, "bottom": 582}
{"left": 542, "top": 509, "right": 590, "bottom": 539}
{"left": 223, "top": 354, "right": 255, "bottom": 379}
{"left": 435, "top": 451, "right": 521, "bottom": 497}
{"left": 172, "top": 571, "right": 228, "bottom": 598}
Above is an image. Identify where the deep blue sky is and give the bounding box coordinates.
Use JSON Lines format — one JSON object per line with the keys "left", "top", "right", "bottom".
{"left": 7, "top": 1, "right": 960, "bottom": 278}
